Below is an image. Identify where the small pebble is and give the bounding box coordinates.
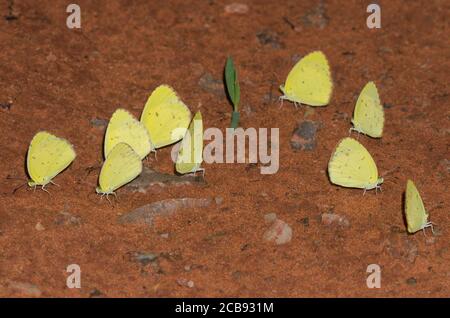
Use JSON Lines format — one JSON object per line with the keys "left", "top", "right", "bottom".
{"left": 177, "top": 278, "right": 195, "bottom": 288}
{"left": 321, "top": 213, "right": 350, "bottom": 227}
{"left": 263, "top": 219, "right": 292, "bottom": 245}
{"left": 129, "top": 251, "right": 158, "bottom": 266}
{"left": 224, "top": 3, "right": 249, "bottom": 14}
{"left": 35, "top": 222, "right": 45, "bottom": 231}
{"left": 215, "top": 196, "right": 224, "bottom": 205}
{"left": 46, "top": 52, "right": 57, "bottom": 62}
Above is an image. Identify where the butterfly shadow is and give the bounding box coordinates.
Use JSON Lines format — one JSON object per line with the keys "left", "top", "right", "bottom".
{"left": 400, "top": 191, "right": 409, "bottom": 233}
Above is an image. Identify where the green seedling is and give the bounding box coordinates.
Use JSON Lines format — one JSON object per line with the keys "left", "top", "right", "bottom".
{"left": 225, "top": 56, "right": 240, "bottom": 129}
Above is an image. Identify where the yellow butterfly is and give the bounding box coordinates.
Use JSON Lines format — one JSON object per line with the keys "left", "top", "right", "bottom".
{"left": 405, "top": 180, "right": 434, "bottom": 234}
{"left": 104, "top": 108, "right": 154, "bottom": 160}
{"left": 350, "top": 82, "right": 384, "bottom": 138}
{"left": 175, "top": 111, "right": 204, "bottom": 175}
{"left": 96, "top": 142, "right": 142, "bottom": 196}
{"left": 280, "top": 51, "right": 333, "bottom": 107}
{"left": 27, "top": 131, "right": 76, "bottom": 189}
{"left": 328, "top": 137, "right": 383, "bottom": 193}
{"left": 140, "top": 85, "right": 192, "bottom": 149}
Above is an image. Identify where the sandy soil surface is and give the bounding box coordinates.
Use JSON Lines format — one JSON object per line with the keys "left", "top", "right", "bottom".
{"left": 0, "top": 0, "right": 449, "bottom": 297}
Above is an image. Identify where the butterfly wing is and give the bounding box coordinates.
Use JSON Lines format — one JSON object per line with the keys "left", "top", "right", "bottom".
{"left": 104, "top": 109, "right": 153, "bottom": 160}
{"left": 328, "top": 137, "right": 379, "bottom": 189}
{"left": 281, "top": 51, "right": 333, "bottom": 106}
{"left": 405, "top": 180, "right": 429, "bottom": 233}
{"left": 140, "top": 85, "right": 192, "bottom": 149}
{"left": 27, "top": 131, "right": 76, "bottom": 186}
{"left": 97, "top": 142, "right": 142, "bottom": 194}
{"left": 352, "top": 82, "right": 384, "bottom": 138}
{"left": 176, "top": 111, "right": 203, "bottom": 174}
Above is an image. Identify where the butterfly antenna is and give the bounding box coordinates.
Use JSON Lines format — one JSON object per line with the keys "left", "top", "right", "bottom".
{"left": 428, "top": 202, "right": 444, "bottom": 212}
{"left": 6, "top": 175, "right": 26, "bottom": 181}
{"left": 12, "top": 183, "right": 26, "bottom": 194}
{"left": 381, "top": 166, "right": 400, "bottom": 178}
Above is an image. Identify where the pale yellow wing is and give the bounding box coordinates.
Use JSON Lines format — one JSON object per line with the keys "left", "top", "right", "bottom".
{"left": 405, "top": 180, "right": 429, "bottom": 233}
{"left": 27, "top": 131, "right": 76, "bottom": 186}
{"left": 176, "top": 111, "right": 203, "bottom": 174}
{"left": 140, "top": 85, "right": 192, "bottom": 148}
{"left": 328, "top": 137, "right": 381, "bottom": 189}
{"left": 280, "top": 51, "right": 333, "bottom": 106}
{"left": 351, "top": 82, "right": 384, "bottom": 138}
{"left": 97, "top": 142, "right": 142, "bottom": 194}
{"left": 104, "top": 108, "right": 154, "bottom": 160}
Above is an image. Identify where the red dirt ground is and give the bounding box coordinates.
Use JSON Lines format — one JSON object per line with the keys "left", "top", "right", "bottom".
{"left": 0, "top": 0, "right": 449, "bottom": 297}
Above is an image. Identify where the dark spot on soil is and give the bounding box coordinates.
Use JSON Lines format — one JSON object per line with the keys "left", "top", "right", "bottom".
{"left": 406, "top": 277, "right": 417, "bottom": 286}
{"left": 290, "top": 120, "right": 321, "bottom": 151}
{"left": 0, "top": 101, "right": 13, "bottom": 110}
{"left": 256, "top": 30, "right": 284, "bottom": 49}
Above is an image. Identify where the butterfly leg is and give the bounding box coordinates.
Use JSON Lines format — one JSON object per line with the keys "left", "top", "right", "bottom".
{"left": 50, "top": 181, "right": 60, "bottom": 187}
{"left": 195, "top": 168, "right": 205, "bottom": 178}
{"left": 41, "top": 185, "right": 51, "bottom": 195}
{"left": 428, "top": 222, "right": 436, "bottom": 235}
{"left": 106, "top": 194, "right": 113, "bottom": 205}
{"left": 113, "top": 192, "right": 119, "bottom": 203}
{"left": 278, "top": 96, "right": 285, "bottom": 109}
{"left": 422, "top": 228, "right": 428, "bottom": 237}
{"left": 363, "top": 188, "right": 367, "bottom": 196}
